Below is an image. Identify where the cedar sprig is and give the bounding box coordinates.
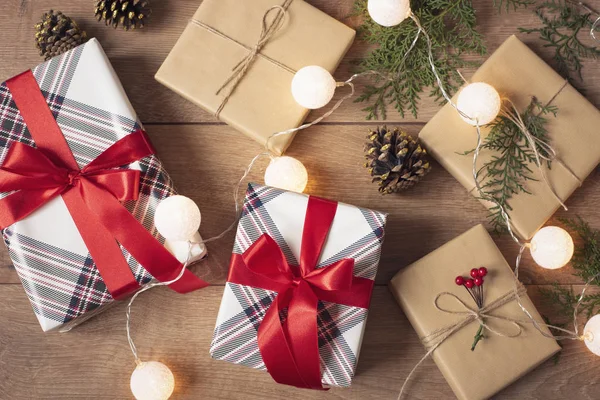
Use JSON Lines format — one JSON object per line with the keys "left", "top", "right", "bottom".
{"left": 562, "top": 217, "right": 600, "bottom": 284}
{"left": 519, "top": 0, "right": 600, "bottom": 82}
{"left": 462, "top": 98, "right": 558, "bottom": 233}
{"left": 494, "top": 0, "right": 535, "bottom": 13}
{"left": 540, "top": 284, "right": 600, "bottom": 320}
{"left": 539, "top": 217, "right": 600, "bottom": 333}
{"left": 352, "top": 0, "right": 486, "bottom": 119}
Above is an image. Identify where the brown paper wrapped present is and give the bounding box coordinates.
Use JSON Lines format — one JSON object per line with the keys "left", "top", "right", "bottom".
{"left": 389, "top": 225, "right": 560, "bottom": 400}
{"left": 155, "top": 0, "right": 355, "bottom": 155}
{"left": 419, "top": 35, "right": 600, "bottom": 239}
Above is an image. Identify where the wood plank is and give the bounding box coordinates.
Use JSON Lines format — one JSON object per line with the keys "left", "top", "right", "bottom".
{"left": 0, "top": 285, "right": 597, "bottom": 399}
{"left": 0, "top": 1, "right": 598, "bottom": 124}
{"left": 1, "top": 124, "right": 599, "bottom": 285}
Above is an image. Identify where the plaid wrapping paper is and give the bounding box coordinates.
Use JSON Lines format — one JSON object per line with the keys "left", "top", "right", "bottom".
{"left": 210, "top": 184, "right": 387, "bottom": 387}
{"left": 0, "top": 39, "right": 205, "bottom": 332}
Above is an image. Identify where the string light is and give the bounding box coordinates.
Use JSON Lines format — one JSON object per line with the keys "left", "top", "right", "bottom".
{"left": 583, "top": 314, "right": 600, "bottom": 356}
{"left": 126, "top": 195, "right": 206, "bottom": 400}
{"left": 154, "top": 195, "right": 202, "bottom": 242}
{"left": 456, "top": 82, "right": 502, "bottom": 126}
{"left": 130, "top": 361, "right": 175, "bottom": 400}
{"left": 367, "top": 0, "right": 411, "bottom": 27}
{"left": 291, "top": 66, "right": 337, "bottom": 109}
{"left": 529, "top": 226, "right": 574, "bottom": 270}
{"left": 264, "top": 155, "right": 308, "bottom": 193}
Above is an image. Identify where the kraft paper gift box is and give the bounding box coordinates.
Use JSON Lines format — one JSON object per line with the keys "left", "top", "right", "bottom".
{"left": 389, "top": 225, "right": 561, "bottom": 400}
{"left": 419, "top": 35, "right": 600, "bottom": 239}
{"left": 210, "top": 183, "right": 387, "bottom": 387}
{"left": 0, "top": 39, "right": 207, "bottom": 332}
{"left": 155, "top": 0, "right": 355, "bottom": 155}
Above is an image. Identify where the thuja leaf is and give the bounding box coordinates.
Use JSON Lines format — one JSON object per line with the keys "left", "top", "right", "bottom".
{"left": 519, "top": 0, "right": 600, "bottom": 82}
{"left": 539, "top": 217, "right": 600, "bottom": 351}
{"left": 494, "top": 0, "right": 535, "bottom": 13}
{"left": 465, "top": 98, "right": 558, "bottom": 234}
{"left": 352, "top": 0, "right": 486, "bottom": 119}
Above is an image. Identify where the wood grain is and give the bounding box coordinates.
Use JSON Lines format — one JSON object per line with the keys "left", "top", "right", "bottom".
{"left": 0, "top": 285, "right": 598, "bottom": 400}
{"left": 1, "top": 0, "right": 600, "bottom": 399}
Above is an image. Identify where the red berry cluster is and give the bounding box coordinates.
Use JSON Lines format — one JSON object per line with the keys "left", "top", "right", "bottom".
{"left": 455, "top": 267, "right": 487, "bottom": 291}
{"left": 455, "top": 267, "right": 489, "bottom": 351}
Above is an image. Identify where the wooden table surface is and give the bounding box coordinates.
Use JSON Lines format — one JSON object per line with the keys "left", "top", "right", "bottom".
{"left": 1, "top": 0, "right": 600, "bottom": 399}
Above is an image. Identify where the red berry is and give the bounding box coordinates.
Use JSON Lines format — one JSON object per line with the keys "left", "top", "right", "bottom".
{"left": 474, "top": 277, "right": 484, "bottom": 286}
{"left": 470, "top": 268, "right": 479, "bottom": 278}
{"left": 465, "top": 279, "right": 475, "bottom": 289}
{"left": 478, "top": 267, "right": 488, "bottom": 277}
{"left": 455, "top": 276, "right": 465, "bottom": 286}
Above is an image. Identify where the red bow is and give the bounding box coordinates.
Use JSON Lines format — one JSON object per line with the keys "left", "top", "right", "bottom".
{"left": 228, "top": 196, "right": 374, "bottom": 389}
{"left": 0, "top": 70, "right": 207, "bottom": 299}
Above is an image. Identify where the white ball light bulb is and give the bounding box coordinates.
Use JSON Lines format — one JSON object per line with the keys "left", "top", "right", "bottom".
{"left": 154, "top": 195, "right": 201, "bottom": 242}
{"left": 368, "top": 0, "right": 411, "bottom": 27}
{"left": 583, "top": 314, "right": 600, "bottom": 356}
{"left": 264, "top": 156, "right": 308, "bottom": 193}
{"left": 529, "top": 226, "right": 574, "bottom": 270}
{"left": 291, "top": 66, "right": 336, "bottom": 109}
{"left": 130, "top": 361, "right": 175, "bottom": 400}
{"left": 456, "top": 82, "right": 502, "bottom": 126}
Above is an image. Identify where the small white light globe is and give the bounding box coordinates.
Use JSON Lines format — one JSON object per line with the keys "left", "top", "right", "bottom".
{"left": 291, "top": 66, "right": 336, "bottom": 109}
{"left": 154, "top": 195, "right": 201, "bottom": 242}
{"left": 583, "top": 314, "right": 600, "bottom": 356}
{"left": 264, "top": 156, "right": 308, "bottom": 193}
{"left": 130, "top": 361, "right": 175, "bottom": 400}
{"left": 368, "top": 0, "right": 411, "bottom": 27}
{"left": 529, "top": 226, "right": 574, "bottom": 270}
{"left": 456, "top": 82, "right": 502, "bottom": 126}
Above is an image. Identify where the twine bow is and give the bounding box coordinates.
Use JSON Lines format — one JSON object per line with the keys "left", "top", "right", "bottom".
{"left": 212, "top": 0, "right": 294, "bottom": 118}
{"left": 397, "top": 284, "right": 528, "bottom": 400}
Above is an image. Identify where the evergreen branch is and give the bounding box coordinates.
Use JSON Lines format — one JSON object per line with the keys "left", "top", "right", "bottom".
{"left": 494, "top": 0, "right": 535, "bottom": 13}
{"left": 539, "top": 217, "right": 600, "bottom": 356}
{"left": 353, "top": 0, "right": 486, "bottom": 119}
{"left": 519, "top": 0, "right": 600, "bottom": 82}
{"left": 465, "top": 98, "right": 558, "bottom": 233}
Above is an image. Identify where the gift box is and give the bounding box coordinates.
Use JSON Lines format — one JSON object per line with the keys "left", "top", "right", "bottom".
{"left": 389, "top": 225, "right": 561, "bottom": 400}
{"left": 419, "top": 35, "right": 600, "bottom": 239}
{"left": 0, "top": 39, "right": 207, "bottom": 332}
{"left": 155, "top": 0, "right": 355, "bottom": 155}
{"left": 210, "top": 183, "right": 387, "bottom": 387}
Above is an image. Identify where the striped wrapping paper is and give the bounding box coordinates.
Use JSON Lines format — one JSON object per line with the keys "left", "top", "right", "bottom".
{"left": 0, "top": 39, "right": 205, "bottom": 332}
{"left": 210, "top": 184, "right": 387, "bottom": 387}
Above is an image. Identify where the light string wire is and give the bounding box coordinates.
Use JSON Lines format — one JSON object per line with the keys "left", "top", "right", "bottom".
{"left": 565, "top": 0, "right": 600, "bottom": 41}
{"left": 127, "top": 242, "right": 194, "bottom": 365}
{"left": 397, "top": 9, "right": 600, "bottom": 399}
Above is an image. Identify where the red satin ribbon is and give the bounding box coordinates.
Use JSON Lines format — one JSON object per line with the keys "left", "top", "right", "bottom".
{"left": 228, "top": 196, "right": 374, "bottom": 389}
{"left": 0, "top": 70, "right": 208, "bottom": 299}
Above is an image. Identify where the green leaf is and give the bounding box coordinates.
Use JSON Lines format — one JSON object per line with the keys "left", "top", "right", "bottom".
{"left": 352, "top": 0, "right": 486, "bottom": 119}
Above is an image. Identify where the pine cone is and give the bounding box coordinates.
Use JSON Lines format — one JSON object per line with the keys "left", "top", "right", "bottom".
{"left": 364, "top": 126, "right": 431, "bottom": 194}
{"left": 95, "top": 0, "right": 151, "bottom": 30}
{"left": 34, "top": 10, "right": 87, "bottom": 60}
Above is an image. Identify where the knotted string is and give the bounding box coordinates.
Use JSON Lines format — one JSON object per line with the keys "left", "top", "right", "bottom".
{"left": 398, "top": 285, "right": 527, "bottom": 399}
{"left": 188, "top": 0, "right": 295, "bottom": 119}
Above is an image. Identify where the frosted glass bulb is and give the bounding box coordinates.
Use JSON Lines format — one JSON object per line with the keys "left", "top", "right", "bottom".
{"left": 130, "top": 361, "right": 175, "bottom": 400}
{"left": 154, "top": 195, "right": 201, "bottom": 242}
{"left": 583, "top": 314, "right": 600, "bottom": 356}
{"left": 368, "top": 0, "right": 411, "bottom": 27}
{"left": 264, "top": 156, "right": 308, "bottom": 193}
{"left": 456, "top": 82, "right": 501, "bottom": 126}
{"left": 529, "top": 226, "right": 574, "bottom": 270}
{"left": 291, "top": 66, "right": 336, "bottom": 109}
